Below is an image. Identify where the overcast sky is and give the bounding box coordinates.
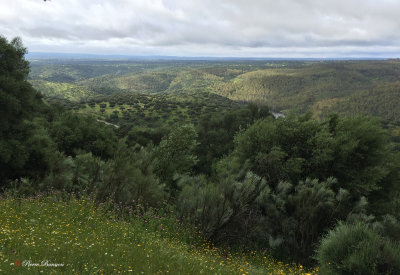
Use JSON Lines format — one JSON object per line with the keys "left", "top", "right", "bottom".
{"left": 1, "top": 0, "right": 400, "bottom": 57}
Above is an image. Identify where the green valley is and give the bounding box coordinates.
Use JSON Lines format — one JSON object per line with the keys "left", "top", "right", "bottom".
{"left": 2, "top": 36, "right": 400, "bottom": 274}
{"left": 29, "top": 59, "right": 400, "bottom": 126}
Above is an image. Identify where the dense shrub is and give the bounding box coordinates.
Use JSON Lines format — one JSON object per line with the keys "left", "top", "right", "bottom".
{"left": 97, "top": 141, "right": 164, "bottom": 206}
{"left": 232, "top": 114, "right": 400, "bottom": 211}
{"left": 49, "top": 112, "right": 118, "bottom": 159}
{"left": 177, "top": 172, "right": 268, "bottom": 245}
{"left": 316, "top": 222, "right": 400, "bottom": 275}
{"left": 153, "top": 124, "right": 198, "bottom": 193}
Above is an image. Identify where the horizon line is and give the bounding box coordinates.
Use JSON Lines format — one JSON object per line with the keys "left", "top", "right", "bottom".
{"left": 26, "top": 52, "right": 395, "bottom": 61}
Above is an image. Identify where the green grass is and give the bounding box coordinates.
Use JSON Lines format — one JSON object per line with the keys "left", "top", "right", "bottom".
{"left": 0, "top": 195, "right": 317, "bottom": 274}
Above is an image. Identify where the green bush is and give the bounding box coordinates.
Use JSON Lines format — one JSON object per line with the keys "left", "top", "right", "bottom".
{"left": 316, "top": 222, "right": 400, "bottom": 275}
{"left": 177, "top": 172, "right": 269, "bottom": 246}
{"left": 96, "top": 140, "right": 164, "bottom": 207}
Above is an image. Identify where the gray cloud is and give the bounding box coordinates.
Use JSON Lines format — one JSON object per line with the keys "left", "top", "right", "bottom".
{"left": 0, "top": 0, "right": 399, "bottom": 57}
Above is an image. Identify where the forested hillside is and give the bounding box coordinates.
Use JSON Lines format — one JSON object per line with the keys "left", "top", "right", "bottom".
{"left": 214, "top": 61, "right": 400, "bottom": 122}
{"left": 29, "top": 58, "right": 400, "bottom": 128}
{"left": 2, "top": 36, "right": 400, "bottom": 274}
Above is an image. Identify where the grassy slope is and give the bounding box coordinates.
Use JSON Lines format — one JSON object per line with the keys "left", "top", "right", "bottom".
{"left": 0, "top": 196, "right": 316, "bottom": 274}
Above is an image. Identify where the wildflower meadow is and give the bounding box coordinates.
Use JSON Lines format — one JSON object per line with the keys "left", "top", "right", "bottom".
{"left": 0, "top": 194, "right": 318, "bottom": 274}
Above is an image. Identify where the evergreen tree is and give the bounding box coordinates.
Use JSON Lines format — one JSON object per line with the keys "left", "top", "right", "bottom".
{"left": 0, "top": 36, "right": 50, "bottom": 187}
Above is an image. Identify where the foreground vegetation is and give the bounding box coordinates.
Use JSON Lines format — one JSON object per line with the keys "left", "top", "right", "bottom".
{"left": 2, "top": 36, "right": 400, "bottom": 274}
{"left": 0, "top": 194, "right": 317, "bottom": 274}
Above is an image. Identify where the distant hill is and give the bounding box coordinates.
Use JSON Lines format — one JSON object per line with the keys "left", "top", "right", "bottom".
{"left": 212, "top": 60, "right": 400, "bottom": 124}
{"left": 29, "top": 59, "right": 400, "bottom": 125}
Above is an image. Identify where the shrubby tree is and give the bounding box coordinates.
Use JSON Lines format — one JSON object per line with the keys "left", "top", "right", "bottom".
{"left": 42, "top": 151, "right": 106, "bottom": 193}
{"left": 258, "top": 178, "right": 365, "bottom": 261}
{"left": 178, "top": 170, "right": 365, "bottom": 261}
{"left": 73, "top": 152, "right": 105, "bottom": 191}
{"left": 327, "top": 115, "right": 391, "bottom": 196}
{"left": 178, "top": 113, "right": 400, "bottom": 261}
{"left": 316, "top": 222, "right": 400, "bottom": 275}
{"left": 154, "top": 124, "right": 198, "bottom": 192}
{"left": 195, "top": 103, "right": 272, "bottom": 175}
{"left": 232, "top": 113, "right": 400, "bottom": 205}
{"left": 177, "top": 172, "right": 268, "bottom": 245}
{"left": 41, "top": 152, "right": 77, "bottom": 192}
{"left": 38, "top": 141, "right": 163, "bottom": 207}
{"left": 97, "top": 140, "right": 163, "bottom": 206}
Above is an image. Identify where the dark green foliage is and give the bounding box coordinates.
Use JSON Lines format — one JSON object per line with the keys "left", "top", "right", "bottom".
{"left": 234, "top": 114, "right": 322, "bottom": 186}
{"left": 0, "top": 119, "right": 57, "bottom": 185}
{"left": 21, "top": 119, "right": 57, "bottom": 180}
{"left": 176, "top": 113, "right": 399, "bottom": 261}
{"left": 97, "top": 140, "right": 163, "bottom": 206}
{"left": 49, "top": 112, "right": 118, "bottom": 159}
{"left": 195, "top": 103, "right": 272, "bottom": 175}
{"left": 327, "top": 116, "right": 391, "bottom": 195}
{"left": 177, "top": 172, "right": 268, "bottom": 244}
{"left": 258, "top": 178, "right": 363, "bottom": 261}
{"left": 316, "top": 222, "right": 400, "bottom": 275}
{"left": 41, "top": 151, "right": 107, "bottom": 194}
{"left": 178, "top": 168, "right": 364, "bottom": 262}
{"left": 126, "top": 127, "right": 168, "bottom": 147}
{"left": 233, "top": 114, "right": 397, "bottom": 200}
{"left": 41, "top": 142, "right": 163, "bottom": 207}
{"left": 0, "top": 37, "right": 44, "bottom": 127}
{"left": 41, "top": 153, "right": 78, "bottom": 192}
{"left": 154, "top": 124, "right": 198, "bottom": 193}
{"left": 377, "top": 215, "right": 400, "bottom": 243}
{"left": 0, "top": 36, "right": 51, "bottom": 186}
{"left": 0, "top": 37, "right": 29, "bottom": 79}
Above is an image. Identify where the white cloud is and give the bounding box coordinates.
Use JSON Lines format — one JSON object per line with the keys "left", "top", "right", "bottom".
{"left": 0, "top": 0, "right": 400, "bottom": 57}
